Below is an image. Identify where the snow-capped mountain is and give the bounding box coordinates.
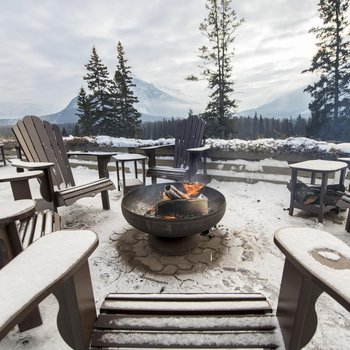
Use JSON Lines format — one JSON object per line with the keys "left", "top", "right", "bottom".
{"left": 238, "top": 88, "right": 311, "bottom": 119}
{"left": 0, "top": 80, "right": 312, "bottom": 125}
{"left": 42, "top": 78, "right": 191, "bottom": 124}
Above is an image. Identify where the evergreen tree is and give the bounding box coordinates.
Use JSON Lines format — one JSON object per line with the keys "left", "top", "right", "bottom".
{"left": 83, "top": 46, "right": 112, "bottom": 135}
{"left": 111, "top": 41, "right": 141, "bottom": 137}
{"left": 303, "top": 0, "right": 350, "bottom": 139}
{"left": 76, "top": 87, "right": 93, "bottom": 136}
{"left": 187, "top": 0, "right": 243, "bottom": 137}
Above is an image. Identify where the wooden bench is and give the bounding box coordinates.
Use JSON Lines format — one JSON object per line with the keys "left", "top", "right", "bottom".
{"left": 0, "top": 229, "right": 98, "bottom": 349}
{"left": 91, "top": 293, "right": 282, "bottom": 349}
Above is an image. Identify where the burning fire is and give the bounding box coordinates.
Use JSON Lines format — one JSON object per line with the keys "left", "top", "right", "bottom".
{"left": 144, "top": 182, "right": 206, "bottom": 219}
{"left": 182, "top": 182, "right": 204, "bottom": 197}
{"left": 162, "top": 215, "right": 176, "bottom": 220}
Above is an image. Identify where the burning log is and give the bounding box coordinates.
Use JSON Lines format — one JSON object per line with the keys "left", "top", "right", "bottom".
{"left": 157, "top": 194, "right": 208, "bottom": 218}
{"left": 164, "top": 185, "right": 189, "bottom": 200}
{"left": 143, "top": 183, "right": 208, "bottom": 219}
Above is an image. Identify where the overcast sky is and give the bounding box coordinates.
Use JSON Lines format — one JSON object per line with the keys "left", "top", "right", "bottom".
{"left": 0, "top": 0, "right": 319, "bottom": 117}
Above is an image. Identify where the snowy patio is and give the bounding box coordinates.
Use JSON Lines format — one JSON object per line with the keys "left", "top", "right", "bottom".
{"left": 0, "top": 160, "right": 349, "bottom": 349}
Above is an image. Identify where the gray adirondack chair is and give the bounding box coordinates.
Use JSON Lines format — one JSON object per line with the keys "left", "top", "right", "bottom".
{"left": 11, "top": 115, "right": 116, "bottom": 211}
{"left": 1, "top": 226, "right": 349, "bottom": 349}
{"left": 141, "top": 115, "right": 210, "bottom": 184}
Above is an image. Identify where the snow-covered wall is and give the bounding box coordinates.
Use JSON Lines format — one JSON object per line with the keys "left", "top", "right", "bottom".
{"left": 64, "top": 136, "right": 350, "bottom": 157}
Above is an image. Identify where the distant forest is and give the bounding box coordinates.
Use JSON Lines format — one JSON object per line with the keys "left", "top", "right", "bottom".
{"left": 0, "top": 115, "right": 304, "bottom": 140}
{"left": 140, "top": 114, "right": 308, "bottom": 140}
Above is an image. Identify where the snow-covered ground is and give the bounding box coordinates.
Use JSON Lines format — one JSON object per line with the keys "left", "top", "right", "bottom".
{"left": 0, "top": 161, "right": 349, "bottom": 350}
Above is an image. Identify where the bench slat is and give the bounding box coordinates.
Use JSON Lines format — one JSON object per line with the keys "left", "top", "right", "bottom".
{"left": 32, "top": 211, "right": 44, "bottom": 244}
{"left": 101, "top": 300, "right": 272, "bottom": 315}
{"left": 90, "top": 347, "right": 269, "bottom": 350}
{"left": 106, "top": 293, "right": 266, "bottom": 301}
{"left": 21, "top": 217, "right": 35, "bottom": 249}
{"left": 90, "top": 329, "right": 280, "bottom": 348}
{"left": 44, "top": 210, "right": 53, "bottom": 235}
{"left": 91, "top": 294, "right": 281, "bottom": 349}
{"left": 95, "top": 314, "right": 277, "bottom": 331}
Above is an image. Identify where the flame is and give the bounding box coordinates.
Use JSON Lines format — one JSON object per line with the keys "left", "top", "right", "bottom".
{"left": 163, "top": 215, "right": 176, "bottom": 220}
{"left": 182, "top": 182, "right": 204, "bottom": 197}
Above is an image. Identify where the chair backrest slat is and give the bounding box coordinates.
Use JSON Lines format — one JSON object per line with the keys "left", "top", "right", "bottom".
{"left": 174, "top": 115, "right": 205, "bottom": 168}
{"left": 12, "top": 116, "right": 74, "bottom": 189}
{"left": 44, "top": 122, "right": 75, "bottom": 187}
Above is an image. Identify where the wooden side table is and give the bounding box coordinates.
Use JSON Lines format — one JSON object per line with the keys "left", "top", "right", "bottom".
{"left": 288, "top": 159, "right": 347, "bottom": 223}
{"left": 113, "top": 154, "right": 147, "bottom": 194}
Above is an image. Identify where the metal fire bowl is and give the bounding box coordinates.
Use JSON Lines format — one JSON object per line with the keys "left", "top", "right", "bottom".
{"left": 121, "top": 182, "right": 226, "bottom": 238}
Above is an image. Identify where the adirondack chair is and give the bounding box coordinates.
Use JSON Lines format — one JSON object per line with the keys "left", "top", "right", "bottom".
{"left": 2, "top": 226, "right": 350, "bottom": 350}
{"left": 141, "top": 115, "right": 210, "bottom": 184}
{"left": 11, "top": 115, "right": 116, "bottom": 211}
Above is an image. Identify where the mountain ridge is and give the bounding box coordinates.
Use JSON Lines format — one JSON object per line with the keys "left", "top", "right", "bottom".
{"left": 0, "top": 79, "right": 311, "bottom": 124}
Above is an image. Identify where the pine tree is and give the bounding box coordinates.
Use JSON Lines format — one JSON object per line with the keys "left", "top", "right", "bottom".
{"left": 188, "top": 0, "right": 243, "bottom": 137}
{"left": 303, "top": 0, "right": 350, "bottom": 139}
{"left": 76, "top": 87, "right": 93, "bottom": 136}
{"left": 111, "top": 41, "right": 141, "bottom": 137}
{"left": 83, "top": 46, "right": 112, "bottom": 135}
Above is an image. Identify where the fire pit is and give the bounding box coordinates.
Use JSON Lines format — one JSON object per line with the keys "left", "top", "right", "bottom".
{"left": 121, "top": 182, "right": 226, "bottom": 255}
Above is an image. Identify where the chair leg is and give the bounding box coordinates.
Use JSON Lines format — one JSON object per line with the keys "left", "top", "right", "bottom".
{"left": 101, "top": 191, "right": 110, "bottom": 210}
{"left": 53, "top": 261, "right": 96, "bottom": 350}
{"left": 276, "top": 259, "right": 322, "bottom": 350}
{"left": 0, "top": 145, "right": 5, "bottom": 165}
{"left": 346, "top": 209, "right": 350, "bottom": 233}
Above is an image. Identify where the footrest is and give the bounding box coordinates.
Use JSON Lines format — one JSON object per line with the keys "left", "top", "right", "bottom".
{"left": 90, "top": 293, "right": 283, "bottom": 349}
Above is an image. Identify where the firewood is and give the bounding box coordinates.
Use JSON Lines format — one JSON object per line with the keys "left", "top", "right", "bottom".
{"left": 163, "top": 185, "right": 189, "bottom": 200}
{"left": 157, "top": 195, "right": 208, "bottom": 217}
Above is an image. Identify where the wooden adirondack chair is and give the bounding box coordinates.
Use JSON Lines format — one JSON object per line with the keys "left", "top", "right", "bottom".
{"left": 11, "top": 115, "right": 116, "bottom": 211}
{"left": 1, "top": 226, "right": 350, "bottom": 350}
{"left": 141, "top": 115, "right": 210, "bottom": 184}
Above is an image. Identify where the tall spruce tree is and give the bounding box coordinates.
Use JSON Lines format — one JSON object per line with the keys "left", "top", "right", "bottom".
{"left": 83, "top": 46, "right": 112, "bottom": 135}
{"left": 110, "top": 41, "right": 141, "bottom": 137}
{"left": 303, "top": 0, "right": 350, "bottom": 139}
{"left": 188, "top": 0, "right": 243, "bottom": 137}
{"left": 76, "top": 87, "right": 93, "bottom": 135}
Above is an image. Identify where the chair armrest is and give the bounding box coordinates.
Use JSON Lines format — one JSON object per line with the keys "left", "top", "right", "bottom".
{"left": 274, "top": 227, "right": 350, "bottom": 349}
{"left": 0, "top": 170, "right": 44, "bottom": 183}
{"left": 10, "top": 159, "right": 54, "bottom": 170}
{"left": 187, "top": 145, "right": 211, "bottom": 153}
{"left": 67, "top": 151, "right": 117, "bottom": 158}
{"left": 140, "top": 144, "right": 174, "bottom": 169}
{"left": 274, "top": 227, "right": 350, "bottom": 311}
{"left": 140, "top": 144, "right": 175, "bottom": 151}
{"left": 67, "top": 152, "right": 116, "bottom": 179}
{"left": 0, "top": 229, "right": 98, "bottom": 341}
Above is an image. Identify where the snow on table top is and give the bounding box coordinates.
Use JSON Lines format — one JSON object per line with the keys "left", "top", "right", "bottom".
{"left": 289, "top": 159, "right": 348, "bottom": 172}
{"left": 67, "top": 151, "right": 117, "bottom": 157}
{"left": 275, "top": 227, "right": 350, "bottom": 307}
{"left": 113, "top": 153, "right": 147, "bottom": 161}
{"left": 0, "top": 229, "right": 98, "bottom": 331}
{"left": 0, "top": 199, "right": 36, "bottom": 223}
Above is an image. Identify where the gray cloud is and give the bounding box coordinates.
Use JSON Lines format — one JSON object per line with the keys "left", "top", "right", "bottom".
{"left": 0, "top": 0, "right": 318, "bottom": 116}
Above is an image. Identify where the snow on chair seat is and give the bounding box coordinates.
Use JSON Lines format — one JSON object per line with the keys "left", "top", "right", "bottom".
{"left": 91, "top": 293, "right": 283, "bottom": 349}
{"left": 0, "top": 229, "right": 98, "bottom": 349}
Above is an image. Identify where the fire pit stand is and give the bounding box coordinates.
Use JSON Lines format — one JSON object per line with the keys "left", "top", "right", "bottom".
{"left": 121, "top": 183, "right": 226, "bottom": 255}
